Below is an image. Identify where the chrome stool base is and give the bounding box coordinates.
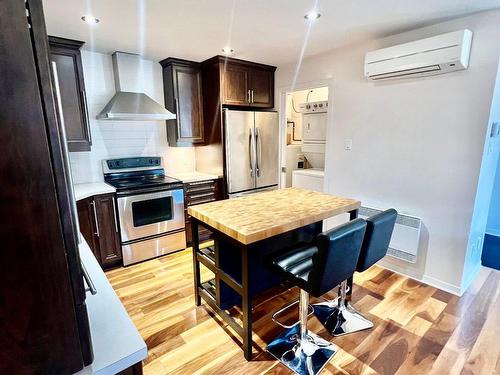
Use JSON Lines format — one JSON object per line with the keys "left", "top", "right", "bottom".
{"left": 267, "top": 324, "right": 337, "bottom": 375}
{"left": 313, "top": 297, "right": 373, "bottom": 336}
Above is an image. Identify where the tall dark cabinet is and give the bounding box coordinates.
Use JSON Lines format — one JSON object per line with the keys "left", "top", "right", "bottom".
{"left": 160, "top": 58, "right": 205, "bottom": 146}
{"left": 0, "top": 0, "right": 92, "bottom": 373}
{"left": 49, "top": 36, "right": 92, "bottom": 152}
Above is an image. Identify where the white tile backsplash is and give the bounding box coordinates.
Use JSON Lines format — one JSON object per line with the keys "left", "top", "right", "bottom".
{"left": 68, "top": 50, "right": 196, "bottom": 184}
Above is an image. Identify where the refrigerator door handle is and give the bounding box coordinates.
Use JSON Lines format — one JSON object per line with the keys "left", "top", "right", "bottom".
{"left": 255, "top": 127, "right": 262, "bottom": 177}
{"left": 248, "top": 127, "right": 254, "bottom": 177}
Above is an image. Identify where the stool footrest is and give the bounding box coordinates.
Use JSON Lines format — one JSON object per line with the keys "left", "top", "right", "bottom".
{"left": 271, "top": 299, "right": 314, "bottom": 329}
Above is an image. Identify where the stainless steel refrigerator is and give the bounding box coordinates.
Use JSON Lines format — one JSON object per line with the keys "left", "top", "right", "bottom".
{"left": 224, "top": 109, "right": 279, "bottom": 197}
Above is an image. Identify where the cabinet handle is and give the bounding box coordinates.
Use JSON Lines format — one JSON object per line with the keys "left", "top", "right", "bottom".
{"left": 251, "top": 90, "right": 254, "bottom": 103}
{"left": 91, "top": 200, "right": 100, "bottom": 237}
{"left": 81, "top": 261, "right": 97, "bottom": 295}
{"left": 247, "top": 90, "right": 251, "bottom": 103}
{"left": 112, "top": 198, "right": 118, "bottom": 233}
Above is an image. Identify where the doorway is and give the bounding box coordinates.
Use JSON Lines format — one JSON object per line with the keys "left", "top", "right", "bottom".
{"left": 483, "top": 155, "right": 500, "bottom": 270}
{"left": 281, "top": 86, "right": 329, "bottom": 191}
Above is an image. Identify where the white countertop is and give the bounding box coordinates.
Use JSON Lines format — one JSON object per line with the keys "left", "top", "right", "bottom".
{"left": 168, "top": 171, "right": 220, "bottom": 183}
{"left": 74, "top": 182, "right": 116, "bottom": 201}
{"left": 75, "top": 238, "right": 147, "bottom": 375}
{"left": 291, "top": 168, "right": 325, "bottom": 177}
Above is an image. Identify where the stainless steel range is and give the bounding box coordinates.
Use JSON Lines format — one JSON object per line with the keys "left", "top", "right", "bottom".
{"left": 103, "top": 157, "right": 186, "bottom": 266}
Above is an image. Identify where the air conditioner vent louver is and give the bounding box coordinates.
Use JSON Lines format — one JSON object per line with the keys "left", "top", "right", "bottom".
{"left": 364, "top": 30, "right": 472, "bottom": 81}
{"left": 359, "top": 206, "right": 421, "bottom": 263}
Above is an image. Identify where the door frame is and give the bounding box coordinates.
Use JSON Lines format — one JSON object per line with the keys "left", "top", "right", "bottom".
{"left": 277, "top": 78, "right": 334, "bottom": 192}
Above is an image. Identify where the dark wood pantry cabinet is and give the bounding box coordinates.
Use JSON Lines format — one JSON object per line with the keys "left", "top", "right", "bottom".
{"left": 1, "top": 1, "right": 93, "bottom": 372}
{"left": 77, "top": 194, "right": 122, "bottom": 269}
{"left": 160, "top": 58, "right": 205, "bottom": 146}
{"left": 49, "top": 36, "right": 92, "bottom": 152}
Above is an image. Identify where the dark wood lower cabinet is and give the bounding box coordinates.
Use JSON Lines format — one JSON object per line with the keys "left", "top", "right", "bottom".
{"left": 117, "top": 361, "right": 143, "bottom": 375}
{"left": 77, "top": 194, "right": 122, "bottom": 268}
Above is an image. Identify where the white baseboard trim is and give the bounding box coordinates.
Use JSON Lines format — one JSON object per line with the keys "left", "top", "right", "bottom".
{"left": 422, "top": 275, "right": 463, "bottom": 296}
{"left": 459, "top": 263, "right": 482, "bottom": 295}
{"left": 377, "top": 263, "right": 462, "bottom": 296}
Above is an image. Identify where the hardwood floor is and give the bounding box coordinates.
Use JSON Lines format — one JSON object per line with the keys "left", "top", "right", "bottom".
{"left": 106, "top": 245, "right": 500, "bottom": 375}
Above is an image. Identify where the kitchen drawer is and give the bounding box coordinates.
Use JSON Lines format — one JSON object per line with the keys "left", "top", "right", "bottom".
{"left": 185, "top": 192, "right": 216, "bottom": 206}
{"left": 185, "top": 180, "right": 216, "bottom": 194}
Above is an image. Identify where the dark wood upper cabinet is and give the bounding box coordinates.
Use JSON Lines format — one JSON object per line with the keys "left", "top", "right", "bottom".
{"left": 77, "top": 194, "right": 122, "bottom": 269}
{"left": 223, "top": 64, "right": 249, "bottom": 106}
{"left": 160, "top": 58, "right": 204, "bottom": 146}
{"left": 203, "top": 56, "right": 276, "bottom": 109}
{"left": 49, "top": 36, "right": 91, "bottom": 152}
{"left": 248, "top": 67, "right": 274, "bottom": 107}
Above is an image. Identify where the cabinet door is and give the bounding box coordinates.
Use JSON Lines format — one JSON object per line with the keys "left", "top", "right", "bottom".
{"left": 77, "top": 197, "right": 101, "bottom": 262}
{"left": 173, "top": 65, "right": 204, "bottom": 144}
{"left": 49, "top": 38, "right": 91, "bottom": 152}
{"left": 94, "top": 195, "right": 122, "bottom": 267}
{"left": 249, "top": 68, "right": 274, "bottom": 108}
{"left": 222, "top": 63, "right": 249, "bottom": 106}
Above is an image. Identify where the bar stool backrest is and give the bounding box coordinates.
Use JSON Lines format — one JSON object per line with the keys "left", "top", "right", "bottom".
{"left": 356, "top": 209, "right": 398, "bottom": 272}
{"left": 307, "top": 218, "right": 367, "bottom": 297}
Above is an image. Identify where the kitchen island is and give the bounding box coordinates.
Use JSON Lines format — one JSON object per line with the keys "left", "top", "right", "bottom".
{"left": 188, "top": 187, "right": 360, "bottom": 360}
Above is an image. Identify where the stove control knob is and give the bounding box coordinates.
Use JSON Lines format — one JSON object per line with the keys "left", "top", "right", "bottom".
{"left": 319, "top": 103, "right": 323, "bottom": 107}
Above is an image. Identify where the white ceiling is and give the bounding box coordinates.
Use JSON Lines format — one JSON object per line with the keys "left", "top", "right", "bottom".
{"left": 42, "top": 0, "right": 500, "bottom": 66}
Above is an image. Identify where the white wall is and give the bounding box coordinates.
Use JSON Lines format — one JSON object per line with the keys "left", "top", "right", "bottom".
{"left": 69, "top": 50, "right": 196, "bottom": 184}
{"left": 276, "top": 9, "right": 500, "bottom": 294}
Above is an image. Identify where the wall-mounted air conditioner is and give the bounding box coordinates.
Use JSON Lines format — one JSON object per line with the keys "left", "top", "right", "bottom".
{"left": 364, "top": 29, "right": 473, "bottom": 81}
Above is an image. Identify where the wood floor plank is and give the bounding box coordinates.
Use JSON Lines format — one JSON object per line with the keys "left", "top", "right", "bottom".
{"left": 106, "top": 248, "right": 500, "bottom": 375}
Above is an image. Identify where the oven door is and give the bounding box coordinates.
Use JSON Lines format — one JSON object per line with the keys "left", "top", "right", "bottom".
{"left": 117, "top": 188, "right": 185, "bottom": 242}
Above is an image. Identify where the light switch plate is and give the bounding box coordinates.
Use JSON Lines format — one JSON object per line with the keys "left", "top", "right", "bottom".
{"left": 491, "top": 122, "right": 499, "bottom": 137}
{"left": 345, "top": 139, "right": 353, "bottom": 150}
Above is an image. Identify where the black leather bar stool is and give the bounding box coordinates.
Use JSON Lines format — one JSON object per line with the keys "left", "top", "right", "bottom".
{"left": 313, "top": 209, "right": 397, "bottom": 337}
{"left": 266, "top": 219, "right": 367, "bottom": 375}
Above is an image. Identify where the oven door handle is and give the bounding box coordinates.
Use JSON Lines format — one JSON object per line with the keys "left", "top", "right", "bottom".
{"left": 115, "top": 184, "right": 184, "bottom": 197}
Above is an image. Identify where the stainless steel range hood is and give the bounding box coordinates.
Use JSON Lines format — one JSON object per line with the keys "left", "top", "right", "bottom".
{"left": 97, "top": 52, "right": 175, "bottom": 121}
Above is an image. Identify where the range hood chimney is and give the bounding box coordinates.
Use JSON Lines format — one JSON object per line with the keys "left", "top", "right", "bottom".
{"left": 97, "top": 52, "right": 175, "bottom": 121}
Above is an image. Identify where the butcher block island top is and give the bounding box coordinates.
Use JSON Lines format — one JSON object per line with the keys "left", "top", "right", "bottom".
{"left": 188, "top": 187, "right": 361, "bottom": 244}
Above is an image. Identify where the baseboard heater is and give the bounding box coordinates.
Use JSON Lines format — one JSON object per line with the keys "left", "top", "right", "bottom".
{"left": 358, "top": 206, "right": 422, "bottom": 263}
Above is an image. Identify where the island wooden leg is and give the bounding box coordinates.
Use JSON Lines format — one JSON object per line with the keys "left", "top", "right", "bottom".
{"left": 191, "top": 219, "right": 201, "bottom": 306}
{"left": 347, "top": 209, "right": 359, "bottom": 302}
{"left": 241, "top": 245, "right": 252, "bottom": 361}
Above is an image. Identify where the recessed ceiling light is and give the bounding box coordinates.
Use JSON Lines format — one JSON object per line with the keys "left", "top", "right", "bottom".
{"left": 304, "top": 11, "right": 321, "bottom": 21}
{"left": 222, "top": 46, "right": 234, "bottom": 55}
{"left": 81, "top": 15, "right": 100, "bottom": 24}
